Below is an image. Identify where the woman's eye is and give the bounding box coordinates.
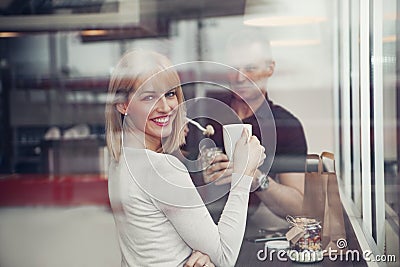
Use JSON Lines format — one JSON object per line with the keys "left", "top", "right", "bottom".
{"left": 165, "top": 91, "right": 177, "bottom": 98}
{"left": 142, "top": 95, "right": 154, "bottom": 101}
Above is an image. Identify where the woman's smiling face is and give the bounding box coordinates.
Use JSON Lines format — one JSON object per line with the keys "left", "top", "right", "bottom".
{"left": 108, "top": 50, "right": 186, "bottom": 156}
{"left": 126, "top": 83, "right": 179, "bottom": 149}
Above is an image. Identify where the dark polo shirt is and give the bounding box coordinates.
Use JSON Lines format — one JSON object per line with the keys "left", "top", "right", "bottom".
{"left": 182, "top": 90, "right": 308, "bottom": 221}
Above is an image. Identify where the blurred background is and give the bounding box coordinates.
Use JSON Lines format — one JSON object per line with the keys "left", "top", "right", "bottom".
{"left": 0, "top": 0, "right": 398, "bottom": 266}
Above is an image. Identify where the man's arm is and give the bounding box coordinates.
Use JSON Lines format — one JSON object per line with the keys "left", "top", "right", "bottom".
{"left": 255, "top": 107, "right": 307, "bottom": 218}
{"left": 254, "top": 170, "right": 304, "bottom": 218}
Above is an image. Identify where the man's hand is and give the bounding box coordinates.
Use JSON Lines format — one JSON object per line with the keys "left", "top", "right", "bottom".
{"left": 184, "top": 250, "right": 215, "bottom": 267}
{"left": 203, "top": 153, "right": 233, "bottom": 185}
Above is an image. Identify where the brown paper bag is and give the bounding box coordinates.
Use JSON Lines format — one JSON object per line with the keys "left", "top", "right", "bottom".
{"left": 301, "top": 152, "right": 347, "bottom": 254}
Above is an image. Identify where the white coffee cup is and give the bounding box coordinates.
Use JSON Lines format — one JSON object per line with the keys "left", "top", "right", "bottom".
{"left": 223, "top": 124, "right": 252, "bottom": 160}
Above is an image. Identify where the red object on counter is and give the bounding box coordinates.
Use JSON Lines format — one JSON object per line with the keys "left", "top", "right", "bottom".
{"left": 0, "top": 174, "right": 110, "bottom": 207}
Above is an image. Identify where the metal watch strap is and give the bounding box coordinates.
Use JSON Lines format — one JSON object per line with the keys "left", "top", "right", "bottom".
{"left": 256, "top": 173, "right": 269, "bottom": 192}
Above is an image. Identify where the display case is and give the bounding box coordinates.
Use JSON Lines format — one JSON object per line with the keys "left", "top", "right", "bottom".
{"left": 9, "top": 77, "right": 108, "bottom": 174}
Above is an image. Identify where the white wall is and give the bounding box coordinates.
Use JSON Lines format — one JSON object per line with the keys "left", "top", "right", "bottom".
{"left": 67, "top": 34, "right": 120, "bottom": 77}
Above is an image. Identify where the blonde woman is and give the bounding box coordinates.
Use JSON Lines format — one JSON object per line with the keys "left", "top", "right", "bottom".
{"left": 106, "top": 50, "right": 265, "bottom": 267}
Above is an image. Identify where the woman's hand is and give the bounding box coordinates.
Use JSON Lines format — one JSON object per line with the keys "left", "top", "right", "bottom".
{"left": 184, "top": 250, "right": 215, "bottom": 267}
{"left": 232, "top": 128, "right": 265, "bottom": 177}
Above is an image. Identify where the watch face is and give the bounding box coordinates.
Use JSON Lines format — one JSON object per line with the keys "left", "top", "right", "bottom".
{"left": 260, "top": 178, "right": 267, "bottom": 189}
{"left": 257, "top": 174, "right": 269, "bottom": 191}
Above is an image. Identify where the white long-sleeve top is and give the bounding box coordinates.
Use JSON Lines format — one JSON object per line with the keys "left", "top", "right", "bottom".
{"left": 108, "top": 148, "right": 252, "bottom": 267}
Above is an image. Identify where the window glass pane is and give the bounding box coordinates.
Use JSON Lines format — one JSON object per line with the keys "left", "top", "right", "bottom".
{"left": 350, "top": 0, "right": 363, "bottom": 213}
{"left": 382, "top": 0, "right": 400, "bottom": 260}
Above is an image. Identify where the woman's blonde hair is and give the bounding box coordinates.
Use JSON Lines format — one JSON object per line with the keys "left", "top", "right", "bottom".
{"left": 105, "top": 50, "right": 186, "bottom": 161}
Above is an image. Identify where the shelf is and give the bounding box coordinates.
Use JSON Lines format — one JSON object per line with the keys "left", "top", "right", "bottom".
{"left": 13, "top": 77, "right": 110, "bottom": 91}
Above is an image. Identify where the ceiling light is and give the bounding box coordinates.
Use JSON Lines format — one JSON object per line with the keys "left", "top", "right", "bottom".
{"left": 244, "top": 0, "right": 327, "bottom": 27}
{"left": 271, "top": 39, "right": 321, "bottom": 47}
{"left": 0, "top": 32, "right": 20, "bottom": 38}
{"left": 383, "top": 13, "right": 397, "bottom": 20}
{"left": 383, "top": 35, "right": 396, "bottom": 43}
{"left": 80, "top": 30, "right": 108, "bottom": 36}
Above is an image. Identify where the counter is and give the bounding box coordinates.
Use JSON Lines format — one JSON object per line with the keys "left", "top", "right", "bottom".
{"left": 0, "top": 174, "right": 109, "bottom": 206}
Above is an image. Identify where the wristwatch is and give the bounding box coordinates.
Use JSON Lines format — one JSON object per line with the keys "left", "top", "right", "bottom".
{"left": 256, "top": 173, "right": 269, "bottom": 192}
